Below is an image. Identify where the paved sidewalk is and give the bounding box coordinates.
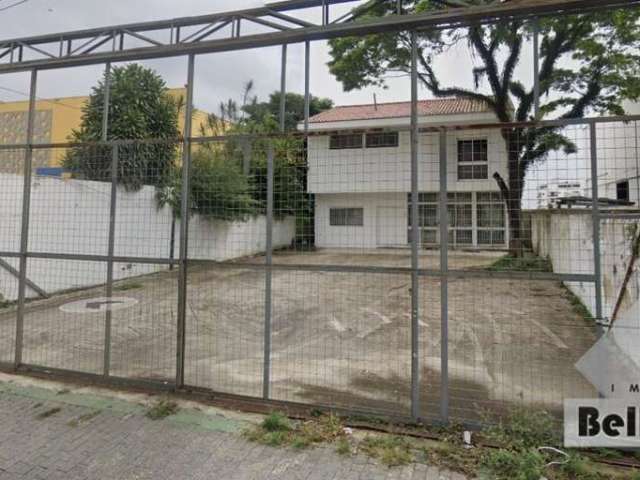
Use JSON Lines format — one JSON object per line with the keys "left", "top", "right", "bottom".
{"left": 0, "top": 376, "right": 468, "bottom": 480}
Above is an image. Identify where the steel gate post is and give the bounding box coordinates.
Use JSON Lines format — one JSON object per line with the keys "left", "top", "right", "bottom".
{"left": 102, "top": 62, "right": 114, "bottom": 376}
{"left": 101, "top": 62, "right": 111, "bottom": 137}
{"left": 304, "top": 40, "right": 310, "bottom": 134}
{"left": 104, "top": 144, "right": 117, "bottom": 376}
{"left": 263, "top": 142, "right": 274, "bottom": 399}
{"left": 279, "top": 44, "right": 287, "bottom": 134}
{"left": 15, "top": 69, "right": 38, "bottom": 367}
{"left": 409, "top": 31, "right": 421, "bottom": 421}
{"left": 589, "top": 122, "right": 604, "bottom": 333}
{"left": 176, "top": 53, "right": 196, "bottom": 388}
{"left": 438, "top": 127, "right": 449, "bottom": 423}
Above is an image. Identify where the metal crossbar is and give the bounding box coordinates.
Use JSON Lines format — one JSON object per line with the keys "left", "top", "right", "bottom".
{"left": 0, "top": 0, "right": 638, "bottom": 72}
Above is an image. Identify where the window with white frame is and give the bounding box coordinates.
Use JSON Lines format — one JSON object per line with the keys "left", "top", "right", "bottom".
{"left": 406, "top": 192, "right": 473, "bottom": 246}
{"left": 329, "top": 208, "right": 364, "bottom": 226}
{"left": 329, "top": 133, "right": 363, "bottom": 150}
{"left": 458, "top": 139, "right": 488, "bottom": 180}
{"left": 476, "top": 192, "right": 506, "bottom": 245}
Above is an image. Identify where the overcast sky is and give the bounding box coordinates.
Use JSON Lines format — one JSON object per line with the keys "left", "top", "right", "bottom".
{"left": 0, "top": 0, "right": 537, "bottom": 114}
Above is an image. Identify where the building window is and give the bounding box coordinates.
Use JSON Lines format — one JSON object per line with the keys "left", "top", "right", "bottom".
{"left": 407, "top": 192, "right": 473, "bottom": 246}
{"left": 329, "top": 133, "right": 363, "bottom": 150}
{"left": 365, "top": 131, "right": 399, "bottom": 148}
{"left": 477, "top": 192, "right": 506, "bottom": 245}
{"left": 458, "top": 139, "right": 488, "bottom": 180}
{"left": 617, "top": 181, "right": 630, "bottom": 202}
{"left": 447, "top": 193, "right": 473, "bottom": 245}
{"left": 330, "top": 208, "right": 364, "bottom": 226}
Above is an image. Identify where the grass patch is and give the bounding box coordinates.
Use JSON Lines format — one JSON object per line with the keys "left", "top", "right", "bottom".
{"left": 244, "top": 412, "right": 346, "bottom": 450}
{"left": 486, "top": 254, "right": 552, "bottom": 272}
{"left": 561, "top": 284, "right": 594, "bottom": 320}
{"left": 262, "top": 411, "right": 292, "bottom": 432}
{"left": 480, "top": 448, "right": 546, "bottom": 480}
{"left": 145, "top": 398, "right": 179, "bottom": 420}
{"left": 67, "top": 410, "right": 101, "bottom": 428}
{"left": 36, "top": 406, "right": 62, "bottom": 419}
{"left": 114, "top": 282, "right": 144, "bottom": 292}
{"left": 243, "top": 408, "right": 635, "bottom": 477}
{"left": 335, "top": 437, "right": 352, "bottom": 456}
{"left": 422, "top": 442, "right": 480, "bottom": 477}
{"left": 483, "top": 407, "right": 561, "bottom": 450}
{"left": 359, "top": 435, "right": 414, "bottom": 466}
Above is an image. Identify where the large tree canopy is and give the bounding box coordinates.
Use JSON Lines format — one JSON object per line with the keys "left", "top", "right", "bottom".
{"left": 64, "top": 64, "right": 180, "bottom": 190}
{"left": 328, "top": 0, "right": 640, "bottom": 249}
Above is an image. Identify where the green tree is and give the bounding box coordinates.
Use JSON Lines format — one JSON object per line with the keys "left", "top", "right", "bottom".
{"left": 161, "top": 149, "right": 258, "bottom": 222}
{"left": 189, "top": 150, "right": 258, "bottom": 221}
{"left": 328, "top": 1, "right": 640, "bottom": 251}
{"left": 63, "top": 64, "right": 180, "bottom": 190}
{"left": 242, "top": 92, "right": 334, "bottom": 132}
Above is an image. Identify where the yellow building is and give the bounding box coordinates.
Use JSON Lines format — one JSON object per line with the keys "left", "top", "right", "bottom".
{"left": 0, "top": 88, "right": 212, "bottom": 173}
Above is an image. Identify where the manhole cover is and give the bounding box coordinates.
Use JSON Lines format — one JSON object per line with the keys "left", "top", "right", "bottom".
{"left": 60, "top": 297, "right": 138, "bottom": 313}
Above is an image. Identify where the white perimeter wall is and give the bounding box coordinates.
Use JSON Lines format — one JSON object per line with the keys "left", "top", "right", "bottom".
{"left": 0, "top": 173, "right": 295, "bottom": 301}
{"left": 531, "top": 210, "right": 639, "bottom": 323}
{"left": 307, "top": 129, "right": 507, "bottom": 194}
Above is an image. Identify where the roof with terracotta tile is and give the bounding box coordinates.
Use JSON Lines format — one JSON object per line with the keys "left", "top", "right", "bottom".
{"left": 307, "top": 98, "right": 492, "bottom": 123}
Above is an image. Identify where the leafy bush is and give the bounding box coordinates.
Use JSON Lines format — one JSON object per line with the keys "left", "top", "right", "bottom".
{"left": 146, "top": 398, "right": 179, "bottom": 420}
{"left": 483, "top": 408, "right": 561, "bottom": 450}
{"left": 189, "top": 150, "right": 258, "bottom": 221}
{"left": 481, "top": 448, "right": 546, "bottom": 480}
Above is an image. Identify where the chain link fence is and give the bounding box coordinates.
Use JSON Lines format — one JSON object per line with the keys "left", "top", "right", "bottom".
{"left": 0, "top": 116, "right": 639, "bottom": 424}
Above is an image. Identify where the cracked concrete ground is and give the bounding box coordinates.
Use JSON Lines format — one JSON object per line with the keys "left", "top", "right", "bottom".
{"left": 0, "top": 373, "right": 469, "bottom": 480}
{"left": 0, "top": 250, "right": 599, "bottom": 422}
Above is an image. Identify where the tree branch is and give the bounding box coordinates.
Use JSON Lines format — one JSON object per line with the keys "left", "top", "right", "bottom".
{"left": 468, "top": 25, "right": 510, "bottom": 121}
{"left": 418, "top": 55, "right": 497, "bottom": 110}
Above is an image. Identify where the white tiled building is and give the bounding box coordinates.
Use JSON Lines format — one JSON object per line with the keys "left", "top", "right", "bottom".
{"left": 536, "top": 181, "right": 584, "bottom": 209}
{"left": 302, "top": 98, "right": 510, "bottom": 249}
{"left": 586, "top": 101, "right": 640, "bottom": 206}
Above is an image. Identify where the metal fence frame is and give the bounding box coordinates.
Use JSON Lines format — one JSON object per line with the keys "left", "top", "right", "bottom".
{"left": 2, "top": 113, "right": 639, "bottom": 423}
{"left": 1, "top": 0, "right": 640, "bottom": 424}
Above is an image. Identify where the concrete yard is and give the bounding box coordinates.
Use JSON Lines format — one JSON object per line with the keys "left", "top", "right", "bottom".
{"left": 0, "top": 250, "right": 598, "bottom": 421}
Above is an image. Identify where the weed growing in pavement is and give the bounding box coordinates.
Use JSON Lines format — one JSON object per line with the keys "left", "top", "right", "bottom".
{"left": 145, "top": 398, "right": 179, "bottom": 420}
{"left": 36, "top": 407, "right": 62, "bottom": 419}
{"left": 359, "top": 435, "right": 414, "bottom": 466}
{"left": 244, "top": 412, "right": 346, "bottom": 450}
{"left": 114, "top": 282, "right": 144, "bottom": 292}
{"left": 67, "top": 410, "right": 101, "bottom": 428}
{"left": 482, "top": 407, "right": 561, "bottom": 450}
{"left": 561, "top": 284, "right": 595, "bottom": 320}
{"left": 335, "top": 437, "right": 352, "bottom": 456}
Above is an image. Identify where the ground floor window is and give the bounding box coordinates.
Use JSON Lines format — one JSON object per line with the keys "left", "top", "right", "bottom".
{"left": 477, "top": 192, "right": 506, "bottom": 245}
{"left": 407, "top": 192, "right": 506, "bottom": 247}
{"left": 617, "top": 180, "right": 630, "bottom": 202}
{"left": 329, "top": 207, "right": 364, "bottom": 226}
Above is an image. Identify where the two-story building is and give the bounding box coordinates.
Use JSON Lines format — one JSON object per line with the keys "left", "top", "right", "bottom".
{"left": 302, "top": 98, "right": 509, "bottom": 250}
